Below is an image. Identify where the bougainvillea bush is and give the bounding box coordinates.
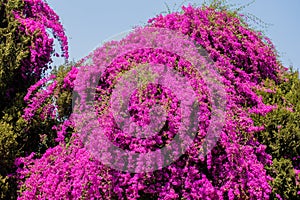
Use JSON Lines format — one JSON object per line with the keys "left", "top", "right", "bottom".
{"left": 1, "top": 0, "right": 299, "bottom": 199}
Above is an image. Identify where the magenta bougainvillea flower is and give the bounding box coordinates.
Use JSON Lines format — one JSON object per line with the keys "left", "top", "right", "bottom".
{"left": 13, "top": 0, "right": 68, "bottom": 80}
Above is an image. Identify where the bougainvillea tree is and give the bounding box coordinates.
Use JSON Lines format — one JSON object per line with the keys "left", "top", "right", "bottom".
{"left": 12, "top": 2, "right": 300, "bottom": 200}
{"left": 0, "top": 0, "right": 68, "bottom": 198}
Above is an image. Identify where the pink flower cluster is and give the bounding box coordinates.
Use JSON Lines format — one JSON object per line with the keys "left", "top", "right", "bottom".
{"left": 17, "top": 5, "right": 289, "bottom": 200}
{"left": 63, "top": 67, "right": 79, "bottom": 89}
{"left": 23, "top": 74, "right": 57, "bottom": 121}
{"left": 13, "top": 0, "right": 68, "bottom": 80}
{"left": 15, "top": 135, "right": 111, "bottom": 200}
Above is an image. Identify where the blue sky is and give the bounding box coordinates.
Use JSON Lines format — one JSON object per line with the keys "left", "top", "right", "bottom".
{"left": 48, "top": 0, "right": 300, "bottom": 71}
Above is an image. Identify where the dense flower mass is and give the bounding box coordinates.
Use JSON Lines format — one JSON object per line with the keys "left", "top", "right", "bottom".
{"left": 14, "top": 0, "right": 69, "bottom": 79}
{"left": 15, "top": 4, "right": 299, "bottom": 200}
{"left": 16, "top": 135, "right": 112, "bottom": 200}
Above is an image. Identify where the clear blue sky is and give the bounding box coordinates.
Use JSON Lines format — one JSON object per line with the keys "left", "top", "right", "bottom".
{"left": 47, "top": 0, "right": 300, "bottom": 71}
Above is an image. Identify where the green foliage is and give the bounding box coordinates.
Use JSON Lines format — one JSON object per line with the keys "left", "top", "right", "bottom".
{"left": 0, "top": 1, "right": 30, "bottom": 198}
{"left": 253, "top": 69, "right": 300, "bottom": 199}
{"left": 0, "top": 0, "right": 34, "bottom": 111}
{"left": 0, "top": 121, "right": 17, "bottom": 171}
{"left": 54, "top": 65, "right": 74, "bottom": 120}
